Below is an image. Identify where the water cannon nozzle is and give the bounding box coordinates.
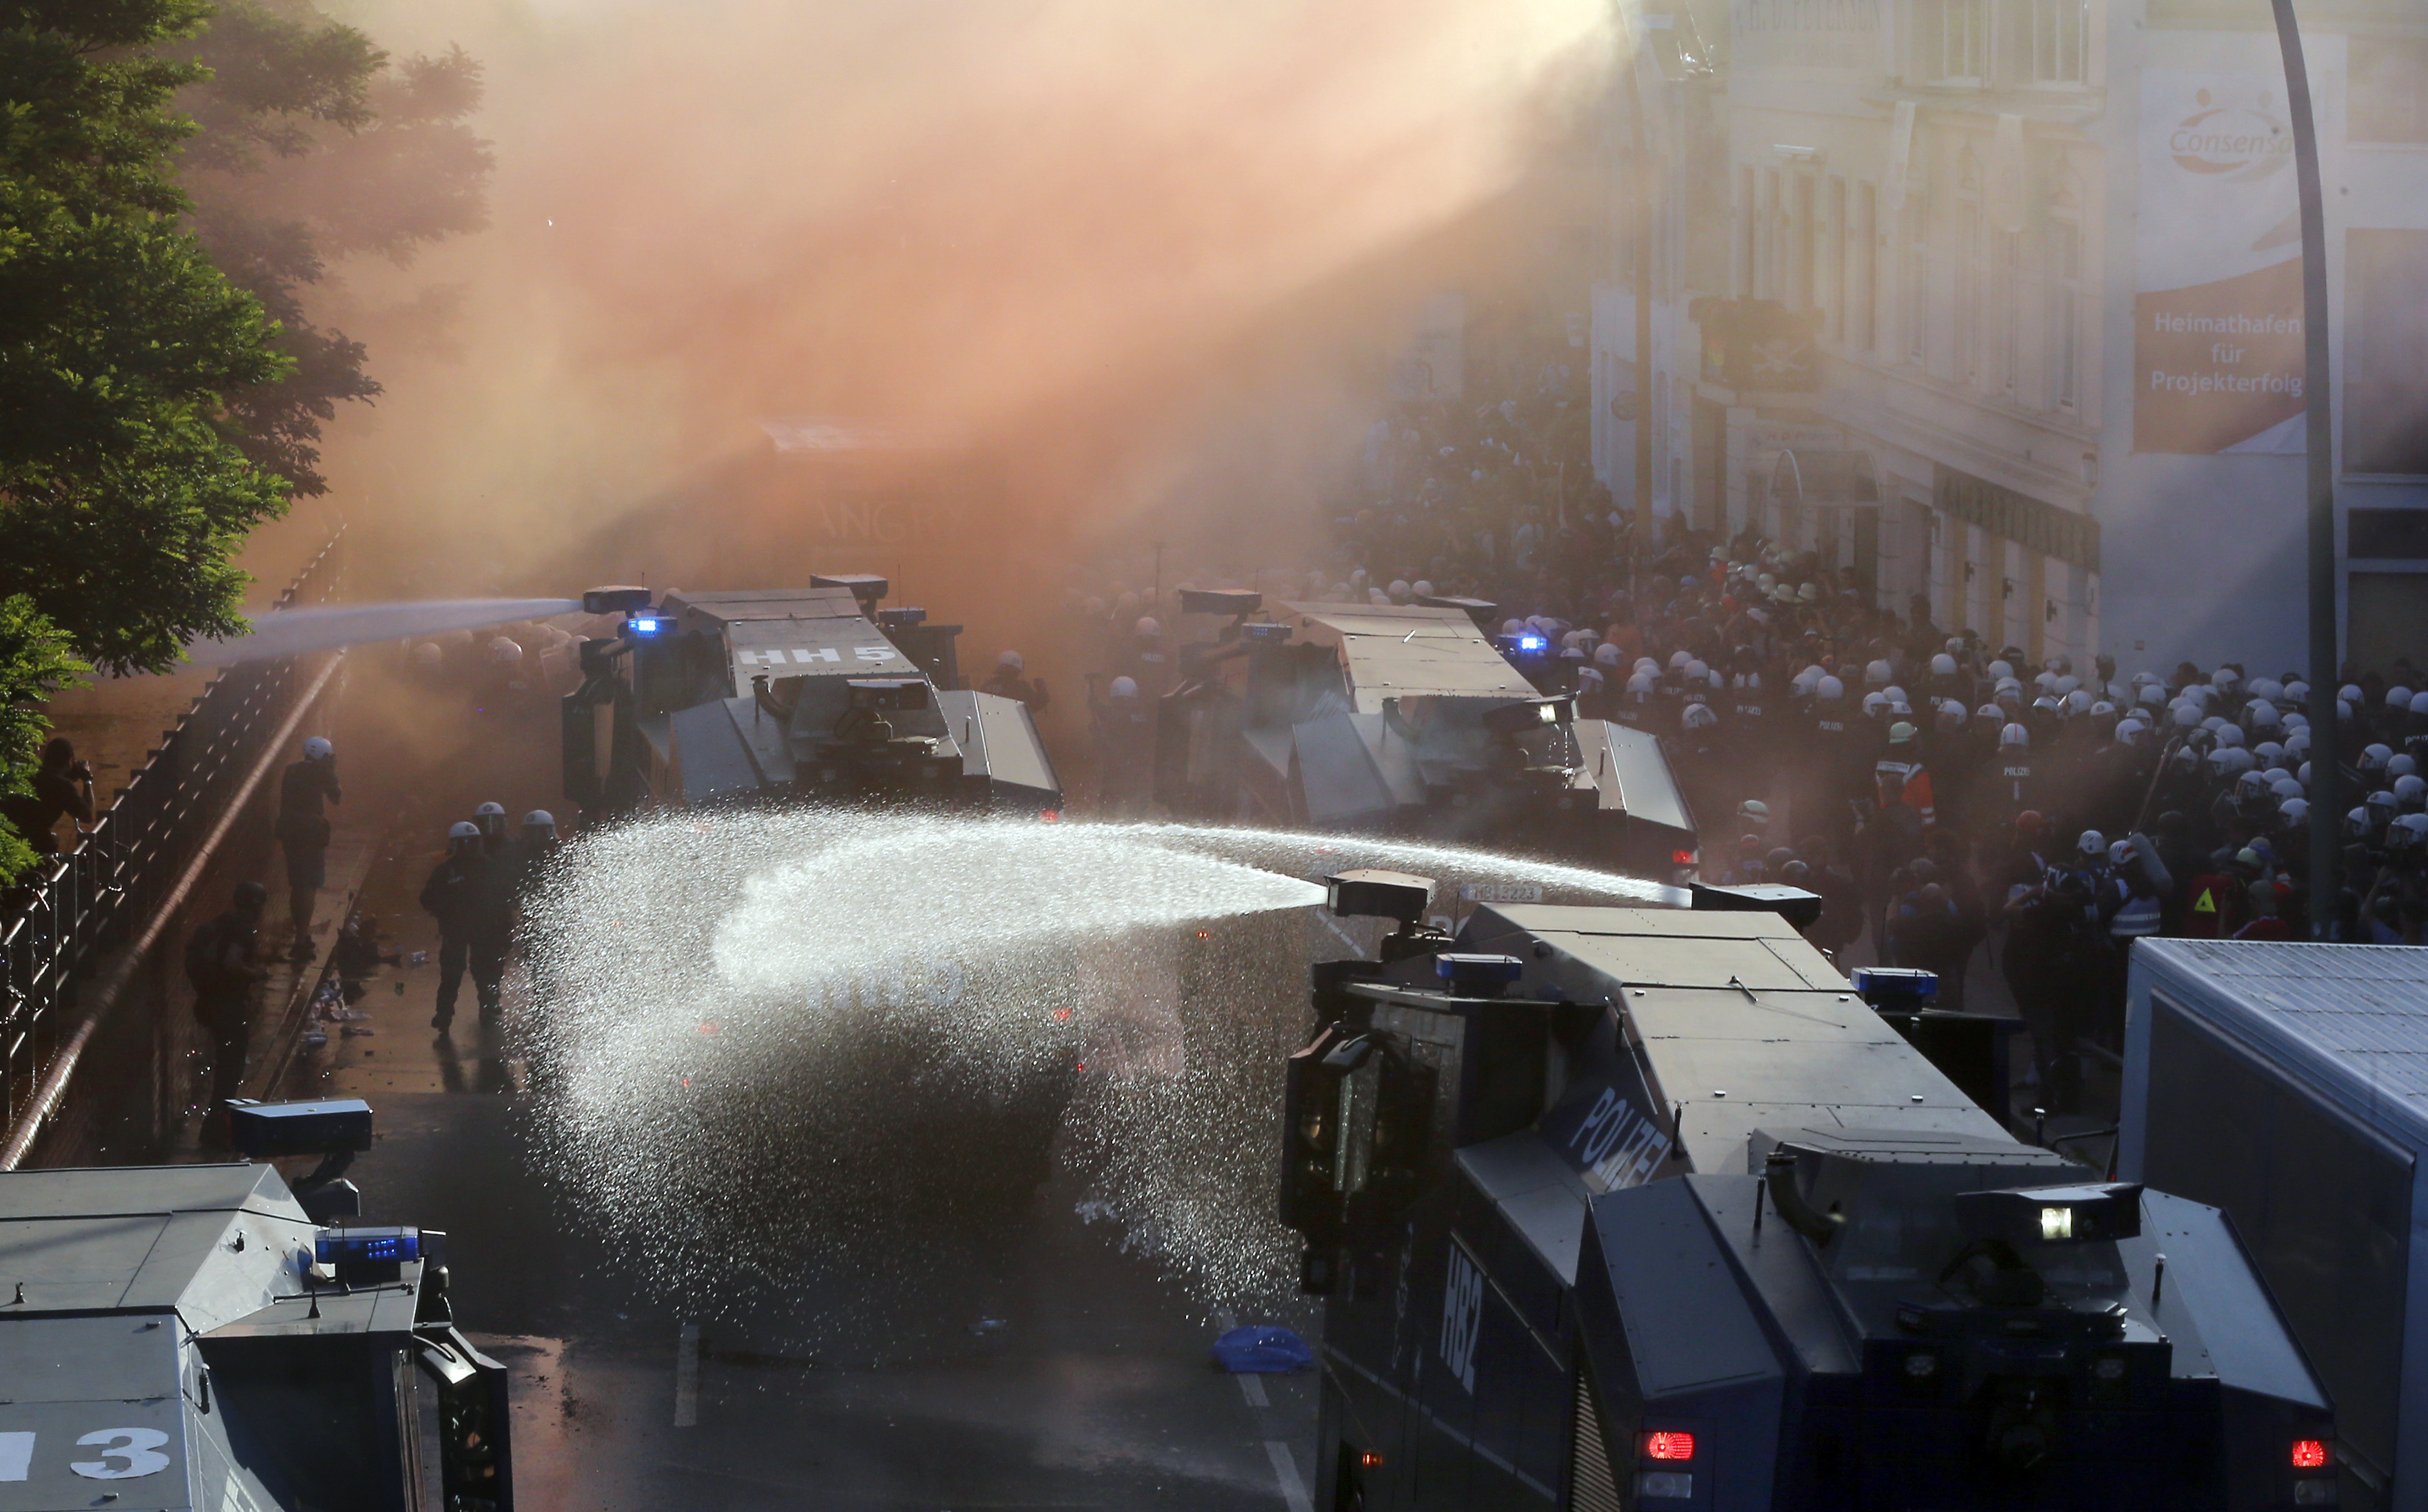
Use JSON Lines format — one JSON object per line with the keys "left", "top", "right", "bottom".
{"left": 1325, "top": 869, "right": 1434, "bottom": 924}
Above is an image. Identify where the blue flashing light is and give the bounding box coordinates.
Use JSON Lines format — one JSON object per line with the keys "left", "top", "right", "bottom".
{"left": 1436, "top": 953, "right": 1525, "bottom": 985}
{"left": 628, "top": 615, "right": 665, "bottom": 636}
{"left": 1518, "top": 634, "right": 1547, "bottom": 653}
{"left": 317, "top": 1227, "right": 420, "bottom": 1266}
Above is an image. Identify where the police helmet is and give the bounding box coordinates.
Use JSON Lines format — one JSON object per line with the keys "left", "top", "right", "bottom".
{"left": 2000, "top": 722, "right": 2030, "bottom": 750}
{"left": 302, "top": 736, "right": 333, "bottom": 760}
{"left": 1110, "top": 676, "right": 1139, "bottom": 699}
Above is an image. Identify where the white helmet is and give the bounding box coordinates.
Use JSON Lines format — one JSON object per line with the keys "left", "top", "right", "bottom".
{"left": 1387, "top": 580, "right": 1412, "bottom": 604}
{"left": 1412, "top": 580, "right": 1434, "bottom": 598}
{"left": 1683, "top": 703, "right": 1718, "bottom": 731}
{"left": 412, "top": 642, "right": 442, "bottom": 668}
{"left": 448, "top": 820, "right": 481, "bottom": 850}
{"left": 2054, "top": 674, "right": 2081, "bottom": 697}
{"left": 522, "top": 810, "right": 557, "bottom": 836}
{"left": 2364, "top": 743, "right": 2394, "bottom": 772}
{"left": 2172, "top": 704, "right": 2203, "bottom": 728}
{"left": 1865, "top": 659, "right": 1892, "bottom": 686}
{"left": 488, "top": 635, "right": 523, "bottom": 663}
{"left": 1862, "top": 692, "right": 1889, "bottom": 716}
{"left": 2000, "top": 722, "right": 2030, "bottom": 750}
{"left": 1627, "top": 672, "right": 1656, "bottom": 695}
{"left": 1930, "top": 653, "right": 1958, "bottom": 676}
{"left": 2412, "top": 690, "right": 2428, "bottom": 717}
{"left": 2064, "top": 689, "right": 2093, "bottom": 715}
{"left": 2400, "top": 774, "right": 2428, "bottom": 809}
{"left": 1110, "top": 675, "right": 1139, "bottom": 699}
{"left": 301, "top": 736, "right": 333, "bottom": 760}
{"left": 2271, "top": 776, "right": 2305, "bottom": 803}
{"left": 1883, "top": 685, "right": 1909, "bottom": 705}
{"left": 2115, "top": 718, "right": 2148, "bottom": 743}
{"left": 997, "top": 649, "right": 1025, "bottom": 672}
{"left": 2393, "top": 753, "right": 2419, "bottom": 779}
{"left": 1135, "top": 617, "right": 1161, "bottom": 639}
{"left": 1685, "top": 659, "right": 1709, "bottom": 681}
{"left": 2078, "top": 829, "right": 2106, "bottom": 856}
{"left": 2214, "top": 666, "right": 2243, "bottom": 691}
{"left": 1669, "top": 649, "right": 1694, "bottom": 670}
{"left": 1596, "top": 642, "right": 1623, "bottom": 667}
{"left": 1816, "top": 676, "right": 1844, "bottom": 701}
{"left": 1987, "top": 659, "right": 2015, "bottom": 681}
{"left": 2213, "top": 723, "right": 2244, "bottom": 747}
{"left": 2245, "top": 698, "right": 2280, "bottom": 728}
{"left": 2279, "top": 797, "right": 2309, "bottom": 825}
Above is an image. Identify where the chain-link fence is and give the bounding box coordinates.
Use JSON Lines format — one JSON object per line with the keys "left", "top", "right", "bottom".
{"left": 0, "top": 532, "right": 345, "bottom": 1136}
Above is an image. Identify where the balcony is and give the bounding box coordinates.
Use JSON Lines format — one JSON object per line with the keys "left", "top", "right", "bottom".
{"left": 1907, "top": 0, "right": 2092, "bottom": 90}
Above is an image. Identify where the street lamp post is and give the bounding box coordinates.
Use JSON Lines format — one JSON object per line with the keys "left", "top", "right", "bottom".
{"left": 2267, "top": 0, "right": 2339, "bottom": 939}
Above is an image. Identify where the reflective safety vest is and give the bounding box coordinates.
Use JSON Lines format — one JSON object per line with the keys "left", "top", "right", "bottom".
{"left": 2109, "top": 885, "right": 2163, "bottom": 938}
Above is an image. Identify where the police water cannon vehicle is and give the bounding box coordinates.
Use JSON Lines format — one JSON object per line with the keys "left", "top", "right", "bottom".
{"left": 1154, "top": 593, "right": 1700, "bottom": 883}
{"left": 0, "top": 1098, "right": 512, "bottom": 1512}
{"left": 1281, "top": 874, "right": 2334, "bottom": 1511}
{"left": 561, "top": 580, "right": 1060, "bottom": 816}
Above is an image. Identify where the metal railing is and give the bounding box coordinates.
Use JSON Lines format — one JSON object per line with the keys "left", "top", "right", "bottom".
{"left": 0, "top": 532, "right": 345, "bottom": 1136}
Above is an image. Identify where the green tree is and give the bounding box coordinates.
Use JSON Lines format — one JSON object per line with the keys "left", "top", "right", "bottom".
{"left": 1, "top": 0, "right": 296, "bottom": 677}
{"left": 174, "top": 2, "right": 492, "bottom": 495}
{"left": 0, "top": 597, "right": 86, "bottom": 877}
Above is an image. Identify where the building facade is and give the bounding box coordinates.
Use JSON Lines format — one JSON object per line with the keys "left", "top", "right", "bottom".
{"left": 1598, "top": 0, "right": 2427, "bottom": 675}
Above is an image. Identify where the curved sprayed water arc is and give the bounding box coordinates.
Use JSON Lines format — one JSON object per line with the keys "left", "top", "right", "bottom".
{"left": 516, "top": 809, "right": 1669, "bottom": 1322}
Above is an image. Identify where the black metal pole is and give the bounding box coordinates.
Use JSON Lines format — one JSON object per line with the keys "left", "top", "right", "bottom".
{"left": 2269, "top": 0, "right": 2338, "bottom": 940}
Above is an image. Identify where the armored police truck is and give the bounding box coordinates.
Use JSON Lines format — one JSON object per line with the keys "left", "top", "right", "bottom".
{"left": 1283, "top": 873, "right": 2334, "bottom": 1511}
{"left": 561, "top": 578, "right": 1059, "bottom": 816}
{"left": 1155, "top": 594, "right": 1698, "bottom": 884}
{"left": 0, "top": 1100, "right": 510, "bottom": 1512}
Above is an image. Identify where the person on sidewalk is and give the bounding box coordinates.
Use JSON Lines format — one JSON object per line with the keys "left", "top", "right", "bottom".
{"left": 184, "top": 880, "right": 269, "bottom": 1106}
{"left": 419, "top": 822, "right": 488, "bottom": 1035}
{"left": 273, "top": 736, "right": 342, "bottom": 960}
{"left": 2, "top": 736, "right": 94, "bottom": 863}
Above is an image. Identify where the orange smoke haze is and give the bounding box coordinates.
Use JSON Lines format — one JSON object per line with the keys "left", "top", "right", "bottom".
{"left": 306, "top": 0, "right": 1618, "bottom": 645}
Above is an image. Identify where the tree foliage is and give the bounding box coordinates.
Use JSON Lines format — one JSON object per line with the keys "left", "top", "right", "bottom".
{"left": 175, "top": 3, "right": 492, "bottom": 494}
{"left": 0, "top": 0, "right": 295, "bottom": 677}
{"left": 0, "top": 596, "right": 86, "bottom": 878}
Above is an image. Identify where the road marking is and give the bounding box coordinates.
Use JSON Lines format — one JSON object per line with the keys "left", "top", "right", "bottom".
{"left": 1236, "top": 1372, "right": 1269, "bottom": 1408}
{"left": 1264, "top": 1440, "right": 1314, "bottom": 1512}
{"left": 673, "top": 1321, "right": 700, "bottom": 1427}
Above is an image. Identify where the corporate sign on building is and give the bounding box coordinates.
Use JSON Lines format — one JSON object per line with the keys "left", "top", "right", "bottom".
{"left": 2134, "top": 40, "right": 2334, "bottom": 454}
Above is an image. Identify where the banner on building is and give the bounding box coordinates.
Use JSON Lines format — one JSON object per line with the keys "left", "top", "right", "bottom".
{"left": 2134, "top": 41, "right": 2334, "bottom": 454}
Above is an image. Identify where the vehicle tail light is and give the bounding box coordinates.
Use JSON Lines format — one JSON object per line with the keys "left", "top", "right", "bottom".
{"left": 1671, "top": 848, "right": 1696, "bottom": 866}
{"left": 2292, "top": 1440, "right": 2330, "bottom": 1470}
{"left": 1643, "top": 1431, "right": 1696, "bottom": 1462}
